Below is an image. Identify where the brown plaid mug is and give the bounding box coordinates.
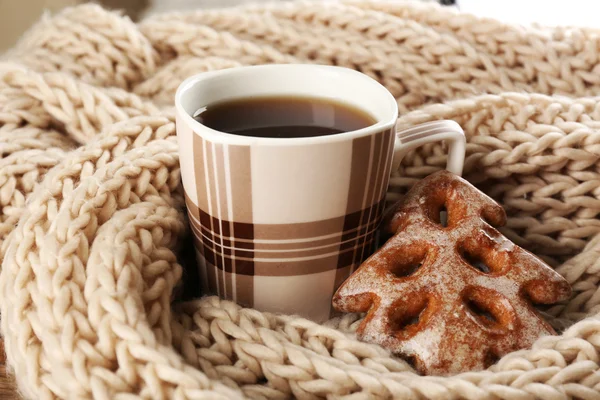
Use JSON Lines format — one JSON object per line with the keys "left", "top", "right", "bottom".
{"left": 175, "top": 65, "right": 465, "bottom": 321}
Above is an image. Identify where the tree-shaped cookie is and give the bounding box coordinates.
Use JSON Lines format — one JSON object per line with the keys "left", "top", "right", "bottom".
{"left": 332, "top": 170, "right": 571, "bottom": 375}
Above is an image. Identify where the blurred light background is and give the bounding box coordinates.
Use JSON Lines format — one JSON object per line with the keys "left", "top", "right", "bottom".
{"left": 457, "top": 0, "right": 600, "bottom": 28}
{"left": 0, "top": 0, "right": 597, "bottom": 52}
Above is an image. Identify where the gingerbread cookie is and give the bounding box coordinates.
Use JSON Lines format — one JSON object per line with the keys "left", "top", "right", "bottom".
{"left": 332, "top": 170, "right": 571, "bottom": 375}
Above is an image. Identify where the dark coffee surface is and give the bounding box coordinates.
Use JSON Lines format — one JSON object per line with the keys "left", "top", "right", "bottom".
{"left": 193, "top": 96, "right": 376, "bottom": 138}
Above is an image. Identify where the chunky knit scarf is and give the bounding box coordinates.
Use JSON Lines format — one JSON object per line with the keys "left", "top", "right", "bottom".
{"left": 1, "top": 1, "right": 599, "bottom": 399}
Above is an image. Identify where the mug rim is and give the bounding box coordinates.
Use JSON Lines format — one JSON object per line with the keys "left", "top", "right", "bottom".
{"left": 175, "top": 64, "right": 398, "bottom": 146}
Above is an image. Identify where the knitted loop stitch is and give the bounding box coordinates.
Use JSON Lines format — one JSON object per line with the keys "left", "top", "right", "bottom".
{"left": 1, "top": 2, "right": 599, "bottom": 399}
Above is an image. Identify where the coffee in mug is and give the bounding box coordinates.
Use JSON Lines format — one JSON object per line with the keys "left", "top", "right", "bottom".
{"left": 193, "top": 96, "right": 376, "bottom": 138}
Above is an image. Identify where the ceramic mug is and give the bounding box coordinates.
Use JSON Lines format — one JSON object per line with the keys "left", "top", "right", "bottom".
{"left": 175, "top": 64, "right": 465, "bottom": 322}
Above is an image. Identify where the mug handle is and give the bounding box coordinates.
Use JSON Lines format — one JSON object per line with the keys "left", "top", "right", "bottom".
{"left": 392, "top": 120, "right": 466, "bottom": 175}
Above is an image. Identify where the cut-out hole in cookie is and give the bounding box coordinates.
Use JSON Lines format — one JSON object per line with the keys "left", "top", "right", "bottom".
{"left": 388, "top": 246, "right": 427, "bottom": 278}
{"left": 392, "top": 261, "right": 423, "bottom": 278}
{"left": 428, "top": 201, "right": 450, "bottom": 227}
{"left": 465, "top": 299, "right": 498, "bottom": 326}
{"left": 389, "top": 296, "right": 430, "bottom": 336}
{"left": 458, "top": 229, "right": 510, "bottom": 275}
{"left": 402, "top": 313, "right": 421, "bottom": 327}
{"left": 462, "top": 287, "right": 514, "bottom": 331}
{"left": 403, "top": 355, "right": 420, "bottom": 372}
{"left": 461, "top": 249, "right": 491, "bottom": 273}
{"left": 484, "top": 350, "right": 501, "bottom": 369}
{"left": 439, "top": 206, "right": 448, "bottom": 227}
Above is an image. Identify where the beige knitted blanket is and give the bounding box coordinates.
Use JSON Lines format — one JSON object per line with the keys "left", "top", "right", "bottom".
{"left": 1, "top": 1, "right": 599, "bottom": 399}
